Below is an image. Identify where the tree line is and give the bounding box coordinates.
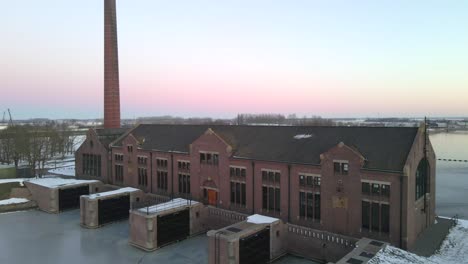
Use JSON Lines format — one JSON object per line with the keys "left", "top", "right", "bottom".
{"left": 0, "top": 123, "right": 78, "bottom": 177}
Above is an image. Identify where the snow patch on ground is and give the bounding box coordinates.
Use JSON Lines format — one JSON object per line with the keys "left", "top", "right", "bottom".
{"left": 247, "top": 214, "right": 279, "bottom": 224}
{"left": 370, "top": 218, "right": 468, "bottom": 264}
{"left": 48, "top": 166, "right": 75, "bottom": 177}
{"left": 87, "top": 187, "right": 139, "bottom": 199}
{"left": 27, "top": 178, "right": 98, "bottom": 188}
{"left": 139, "top": 198, "right": 198, "bottom": 214}
{"left": 0, "top": 198, "right": 29, "bottom": 205}
{"left": 293, "top": 134, "right": 313, "bottom": 139}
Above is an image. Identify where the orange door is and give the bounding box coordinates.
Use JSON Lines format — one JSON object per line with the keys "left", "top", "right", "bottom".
{"left": 208, "top": 190, "right": 217, "bottom": 206}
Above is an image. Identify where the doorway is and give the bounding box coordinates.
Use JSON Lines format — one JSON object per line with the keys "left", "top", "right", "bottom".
{"left": 207, "top": 189, "right": 217, "bottom": 206}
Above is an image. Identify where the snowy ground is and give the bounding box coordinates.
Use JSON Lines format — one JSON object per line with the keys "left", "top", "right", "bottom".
{"left": 370, "top": 218, "right": 468, "bottom": 264}
{"left": 0, "top": 198, "right": 29, "bottom": 205}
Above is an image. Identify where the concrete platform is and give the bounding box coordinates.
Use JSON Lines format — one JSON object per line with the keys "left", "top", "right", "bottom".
{"left": 0, "top": 209, "right": 313, "bottom": 264}
{"left": 0, "top": 209, "right": 207, "bottom": 264}
{"left": 410, "top": 216, "right": 455, "bottom": 257}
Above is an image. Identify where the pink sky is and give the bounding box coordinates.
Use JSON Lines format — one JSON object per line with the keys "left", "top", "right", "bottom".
{"left": 1, "top": 0, "right": 467, "bottom": 119}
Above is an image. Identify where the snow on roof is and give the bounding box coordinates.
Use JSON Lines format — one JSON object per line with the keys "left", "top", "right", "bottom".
{"left": 246, "top": 214, "right": 279, "bottom": 224}
{"left": 138, "top": 198, "right": 198, "bottom": 214}
{"left": 0, "top": 198, "right": 29, "bottom": 206}
{"left": 293, "top": 134, "right": 313, "bottom": 139}
{"left": 0, "top": 178, "right": 26, "bottom": 186}
{"left": 27, "top": 178, "right": 98, "bottom": 188}
{"left": 87, "top": 187, "right": 139, "bottom": 199}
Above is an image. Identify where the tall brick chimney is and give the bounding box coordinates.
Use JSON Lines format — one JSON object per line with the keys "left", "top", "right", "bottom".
{"left": 104, "top": 0, "right": 121, "bottom": 128}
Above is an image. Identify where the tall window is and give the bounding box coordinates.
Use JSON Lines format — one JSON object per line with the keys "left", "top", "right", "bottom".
{"left": 178, "top": 161, "right": 190, "bottom": 171}
{"left": 178, "top": 173, "right": 190, "bottom": 194}
{"left": 262, "top": 186, "right": 280, "bottom": 212}
{"left": 230, "top": 181, "right": 246, "bottom": 207}
{"left": 299, "top": 174, "right": 321, "bottom": 188}
{"left": 299, "top": 191, "right": 320, "bottom": 221}
{"left": 115, "top": 164, "right": 123, "bottom": 183}
{"left": 200, "top": 152, "right": 219, "bottom": 165}
{"left": 156, "top": 158, "right": 168, "bottom": 168}
{"left": 362, "top": 181, "right": 390, "bottom": 198}
{"left": 415, "top": 158, "right": 428, "bottom": 200}
{"left": 157, "top": 171, "right": 168, "bottom": 191}
{"left": 230, "top": 166, "right": 247, "bottom": 178}
{"left": 114, "top": 154, "right": 123, "bottom": 162}
{"left": 137, "top": 156, "right": 148, "bottom": 165}
{"left": 262, "top": 170, "right": 280, "bottom": 184}
{"left": 362, "top": 201, "right": 390, "bottom": 233}
{"left": 138, "top": 168, "right": 148, "bottom": 187}
{"left": 334, "top": 161, "right": 349, "bottom": 175}
{"left": 82, "top": 154, "right": 101, "bottom": 177}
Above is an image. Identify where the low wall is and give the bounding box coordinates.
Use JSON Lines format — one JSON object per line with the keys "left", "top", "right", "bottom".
{"left": 0, "top": 201, "right": 37, "bottom": 213}
{"left": 285, "top": 224, "right": 357, "bottom": 263}
{"left": 25, "top": 182, "right": 57, "bottom": 213}
{"left": 201, "top": 206, "right": 248, "bottom": 231}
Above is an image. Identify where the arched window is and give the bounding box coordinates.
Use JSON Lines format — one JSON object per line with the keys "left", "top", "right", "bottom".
{"left": 415, "top": 158, "right": 429, "bottom": 200}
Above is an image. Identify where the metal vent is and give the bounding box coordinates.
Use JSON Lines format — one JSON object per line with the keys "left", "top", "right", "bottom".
{"left": 226, "top": 227, "right": 242, "bottom": 233}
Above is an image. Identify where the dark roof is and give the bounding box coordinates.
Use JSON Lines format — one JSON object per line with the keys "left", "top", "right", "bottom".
{"left": 95, "top": 128, "right": 129, "bottom": 149}
{"left": 114, "top": 124, "right": 419, "bottom": 171}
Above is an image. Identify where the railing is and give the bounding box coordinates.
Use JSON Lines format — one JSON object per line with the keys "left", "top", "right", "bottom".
{"left": 437, "top": 158, "right": 468, "bottom": 163}
{"left": 131, "top": 192, "right": 202, "bottom": 215}
{"left": 286, "top": 223, "right": 357, "bottom": 248}
{"left": 137, "top": 198, "right": 196, "bottom": 215}
{"left": 208, "top": 207, "right": 248, "bottom": 222}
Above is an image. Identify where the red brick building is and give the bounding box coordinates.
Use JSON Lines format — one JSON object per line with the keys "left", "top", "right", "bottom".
{"left": 76, "top": 124, "right": 435, "bottom": 250}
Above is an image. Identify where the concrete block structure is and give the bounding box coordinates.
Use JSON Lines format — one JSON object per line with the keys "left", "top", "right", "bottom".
{"left": 80, "top": 187, "right": 143, "bottom": 228}
{"left": 207, "top": 214, "right": 284, "bottom": 264}
{"left": 76, "top": 123, "right": 436, "bottom": 253}
{"left": 129, "top": 198, "right": 204, "bottom": 251}
{"left": 25, "top": 178, "right": 101, "bottom": 213}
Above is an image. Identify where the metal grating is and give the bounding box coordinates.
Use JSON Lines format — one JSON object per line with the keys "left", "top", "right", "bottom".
{"left": 346, "top": 258, "right": 363, "bottom": 264}
{"left": 359, "top": 252, "right": 375, "bottom": 258}
{"left": 370, "top": 240, "right": 384, "bottom": 247}
{"left": 226, "top": 227, "right": 242, "bottom": 233}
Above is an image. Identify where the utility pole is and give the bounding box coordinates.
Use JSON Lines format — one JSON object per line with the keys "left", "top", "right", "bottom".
{"left": 7, "top": 109, "right": 13, "bottom": 127}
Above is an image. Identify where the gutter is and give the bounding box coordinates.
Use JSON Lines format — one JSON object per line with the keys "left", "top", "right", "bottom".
{"left": 251, "top": 161, "right": 255, "bottom": 215}
{"left": 288, "top": 164, "right": 291, "bottom": 222}
{"left": 400, "top": 175, "right": 403, "bottom": 249}
{"left": 171, "top": 153, "right": 174, "bottom": 199}
{"left": 150, "top": 152, "right": 153, "bottom": 193}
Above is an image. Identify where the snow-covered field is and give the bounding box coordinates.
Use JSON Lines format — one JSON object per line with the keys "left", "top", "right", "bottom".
{"left": 370, "top": 218, "right": 468, "bottom": 264}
